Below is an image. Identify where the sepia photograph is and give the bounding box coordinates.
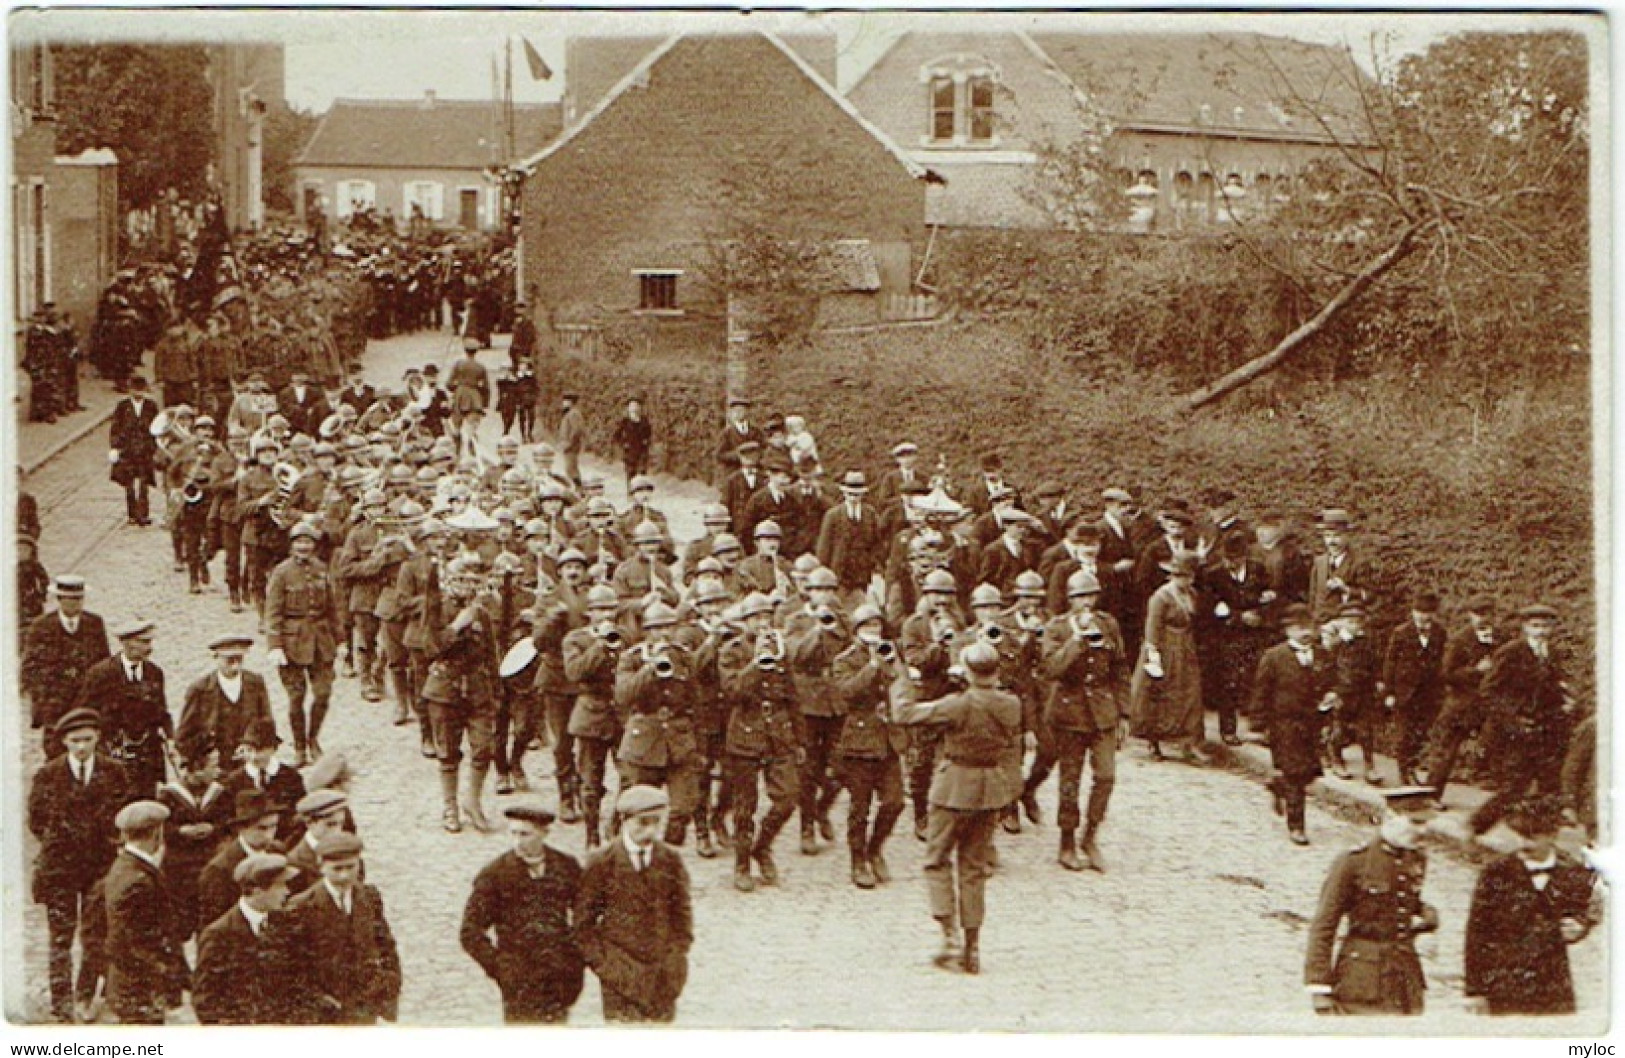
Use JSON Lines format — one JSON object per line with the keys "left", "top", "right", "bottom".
{"left": 2, "top": 4, "right": 1609, "bottom": 1037}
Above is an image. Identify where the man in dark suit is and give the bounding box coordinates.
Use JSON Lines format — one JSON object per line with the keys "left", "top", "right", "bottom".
{"left": 28, "top": 708, "right": 131, "bottom": 1022}
{"left": 1308, "top": 508, "right": 1379, "bottom": 623}
{"left": 1468, "top": 603, "right": 1576, "bottom": 836}
{"left": 22, "top": 575, "right": 112, "bottom": 750}
{"left": 275, "top": 370, "right": 332, "bottom": 439}
{"left": 715, "top": 397, "right": 763, "bottom": 476}
{"left": 197, "top": 790, "right": 287, "bottom": 934}
{"left": 1426, "top": 596, "right": 1500, "bottom": 803}
{"left": 1382, "top": 591, "right": 1449, "bottom": 786}
{"left": 103, "top": 801, "right": 187, "bottom": 1024}
{"left": 576, "top": 786, "right": 693, "bottom": 1023}
{"left": 335, "top": 363, "right": 376, "bottom": 419}
{"left": 739, "top": 451, "right": 797, "bottom": 546}
{"left": 1199, "top": 535, "right": 1273, "bottom": 746}
{"left": 75, "top": 619, "right": 169, "bottom": 800}
{"left": 1465, "top": 795, "right": 1600, "bottom": 1015}
{"left": 976, "top": 510, "right": 1041, "bottom": 595}
{"left": 719, "top": 440, "right": 765, "bottom": 531}
{"left": 462, "top": 803, "right": 586, "bottom": 1023}
{"left": 961, "top": 452, "right": 1022, "bottom": 518}
{"left": 177, "top": 634, "right": 274, "bottom": 763}
{"left": 285, "top": 832, "right": 401, "bottom": 1024}
{"left": 193, "top": 852, "right": 302, "bottom": 1025}
{"left": 220, "top": 719, "right": 307, "bottom": 846}
{"left": 1252, "top": 604, "right": 1336, "bottom": 845}
{"left": 873, "top": 441, "right": 923, "bottom": 509}
{"left": 815, "top": 471, "right": 886, "bottom": 605}
{"left": 109, "top": 374, "right": 160, "bottom": 525}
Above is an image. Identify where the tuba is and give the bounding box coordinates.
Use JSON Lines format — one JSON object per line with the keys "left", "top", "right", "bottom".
{"left": 268, "top": 461, "right": 305, "bottom": 530}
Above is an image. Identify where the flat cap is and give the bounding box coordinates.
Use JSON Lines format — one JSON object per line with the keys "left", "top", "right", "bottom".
{"left": 234, "top": 852, "right": 300, "bottom": 888}
{"left": 1518, "top": 602, "right": 1559, "bottom": 620}
{"left": 296, "top": 789, "right": 349, "bottom": 819}
{"left": 231, "top": 789, "right": 279, "bottom": 826}
{"left": 504, "top": 802, "right": 557, "bottom": 827}
{"left": 617, "top": 785, "right": 669, "bottom": 817}
{"left": 54, "top": 707, "right": 102, "bottom": 737}
{"left": 113, "top": 618, "right": 156, "bottom": 640}
{"left": 1100, "top": 487, "right": 1133, "bottom": 503}
{"left": 316, "top": 831, "right": 364, "bottom": 861}
{"left": 628, "top": 475, "right": 655, "bottom": 493}
{"left": 115, "top": 800, "right": 170, "bottom": 832}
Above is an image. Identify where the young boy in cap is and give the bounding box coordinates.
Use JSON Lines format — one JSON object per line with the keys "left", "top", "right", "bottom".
{"left": 889, "top": 641, "right": 1023, "bottom": 974}
{"left": 1465, "top": 795, "right": 1601, "bottom": 1015}
{"left": 103, "top": 801, "right": 187, "bottom": 1024}
{"left": 576, "top": 786, "right": 693, "bottom": 1022}
{"left": 286, "top": 833, "right": 401, "bottom": 1024}
{"left": 461, "top": 802, "right": 586, "bottom": 1023}
{"left": 286, "top": 789, "right": 354, "bottom": 893}
{"left": 28, "top": 708, "right": 130, "bottom": 1022}
{"left": 1305, "top": 787, "right": 1440, "bottom": 1014}
{"left": 193, "top": 852, "right": 302, "bottom": 1025}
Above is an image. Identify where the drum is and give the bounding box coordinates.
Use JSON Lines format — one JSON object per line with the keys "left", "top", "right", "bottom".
{"left": 499, "top": 637, "right": 539, "bottom": 679}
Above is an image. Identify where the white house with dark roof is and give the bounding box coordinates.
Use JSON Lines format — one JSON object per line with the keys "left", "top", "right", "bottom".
{"left": 294, "top": 93, "right": 562, "bottom": 231}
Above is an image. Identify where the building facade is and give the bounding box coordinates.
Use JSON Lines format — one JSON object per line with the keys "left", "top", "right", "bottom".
{"left": 520, "top": 33, "right": 933, "bottom": 332}
{"left": 295, "top": 95, "right": 560, "bottom": 232}
{"left": 11, "top": 40, "right": 57, "bottom": 332}
{"left": 50, "top": 149, "right": 119, "bottom": 332}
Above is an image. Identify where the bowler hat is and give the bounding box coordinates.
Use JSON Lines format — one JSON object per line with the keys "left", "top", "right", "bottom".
{"left": 231, "top": 790, "right": 280, "bottom": 826}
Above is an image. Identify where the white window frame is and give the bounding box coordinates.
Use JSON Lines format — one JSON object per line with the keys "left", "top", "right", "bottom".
{"left": 403, "top": 180, "right": 444, "bottom": 222}
{"left": 335, "top": 178, "right": 376, "bottom": 219}
{"left": 633, "top": 269, "right": 684, "bottom": 316}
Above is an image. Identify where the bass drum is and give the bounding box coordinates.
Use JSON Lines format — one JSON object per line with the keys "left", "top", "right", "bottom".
{"left": 498, "top": 637, "right": 539, "bottom": 679}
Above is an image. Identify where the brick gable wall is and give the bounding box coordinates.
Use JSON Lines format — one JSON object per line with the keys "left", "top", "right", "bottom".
{"left": 524, "top": 34, "right": 925, "bottom": 322}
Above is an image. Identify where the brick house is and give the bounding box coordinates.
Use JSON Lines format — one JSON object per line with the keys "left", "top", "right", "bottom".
{"left": 295, "top": 94, "right": 561, "bottom": 231}
{"left": 519, "top": 32, "right": 936, "bottom": 338}
{"left": 847, "top": 29, "right": 1366, "bottom": 230}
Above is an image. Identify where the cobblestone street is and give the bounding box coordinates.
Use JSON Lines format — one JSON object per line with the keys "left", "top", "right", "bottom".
{"left": 10, "top": 329, "right": 1606, "bottom": 1033}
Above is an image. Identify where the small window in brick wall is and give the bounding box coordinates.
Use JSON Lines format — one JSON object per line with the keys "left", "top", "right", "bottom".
{"left": 636, "top": 270, "right": 681, "bottom": 312}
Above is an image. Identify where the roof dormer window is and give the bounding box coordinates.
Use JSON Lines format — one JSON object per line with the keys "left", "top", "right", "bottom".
{"left": 921, "top": 55, "right": 1000, "bottom": 147}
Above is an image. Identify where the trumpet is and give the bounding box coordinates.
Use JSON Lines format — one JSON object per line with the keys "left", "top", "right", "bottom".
{"left": 596, "top": 623, "right": 625, "bottom": 649}
{"left": 268, "top": 461, "right": 305, "bottom": 530}
{"left": 1070, "top": 613, "right": 1106, "bottom": 646}
{"left": 755, "top": 629, "right": 786, "bottom": 670}
{"left": 654, "top": 655, "right": 676, "bottom": 679}
{"left": 874, "top": 639, "right": 898, "bottom": 661}
{"left": 816, "top": 607, "right": 839, "bottom": 630}
{"left": 982, "top": 623, "right": 1005, "bottom": 645}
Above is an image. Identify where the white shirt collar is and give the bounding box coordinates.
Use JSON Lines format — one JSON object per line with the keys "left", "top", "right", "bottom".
{"left": 123, "top": 844, "right": 162, "bottom": 870}
{"left": 124, "top": 656, "right": 143, "bottom": 680}
{"left": 324, "top": 878, "right": 352, "bottom": 913}
{"left": 70, "top": 756, "right": 93, "bottom": 783}
{"left": 622, "top": 829, "right": 650, "bottom": 869}
{"left": 217, "top": 671, "right": 243, "bottom": 701}
{"left": 247, "top": 757, "right": 282, "bottom": 783}
{"left": 239, "top": 899, "right": 268, "bottom": 936}
{"left": 59, "top": 612, "right": 81, "bottom": 633}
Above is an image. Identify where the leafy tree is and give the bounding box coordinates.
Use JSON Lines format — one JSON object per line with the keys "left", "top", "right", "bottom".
{"left": 53, "top": 44, "right": 216, "bottom": 211}
{"left": 262, "top": 104, "right": 320, "bottom": 214}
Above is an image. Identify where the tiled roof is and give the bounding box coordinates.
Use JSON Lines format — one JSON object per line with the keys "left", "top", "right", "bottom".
{"left": 821, "top": 240, "right": 881, "bottom": 292}
{"left": 297, "top": 98, "right": 563, "bottom": 170}
{"left": 1027, "top": 32, "right": 1369, "bottom": 142}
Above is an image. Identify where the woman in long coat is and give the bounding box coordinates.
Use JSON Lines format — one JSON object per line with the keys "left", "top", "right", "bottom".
{"left": 1130, "top": 551, "right": 1206, "bottom": 763}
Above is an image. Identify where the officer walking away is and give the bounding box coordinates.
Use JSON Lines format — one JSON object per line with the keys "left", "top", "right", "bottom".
{"left": 461, "top": 802, "right": 586, "bottom": 1023}
{"left": 28, "top": 708, "right": 131, "bottom": 1022}
{"left": 889, "top": 641, "right": 1023, "bottom": 975}
{"left": 576, "top": 786, "right": 694, "bottom": 1023}
{"left": 1304, "top": 787, "right": 1441, "bottom": 1015}
{"left": 1465, "top": 795, "right": 1603, "bottom": 1016}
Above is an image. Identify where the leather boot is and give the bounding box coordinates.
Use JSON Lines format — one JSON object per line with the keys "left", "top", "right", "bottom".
{"left": 799, "top": 825, "right": 819, "bottom": 857}
{"left": 851, "top": 853, "right": 876, "bottom": 889}
{"left": 1020, "top": 790, "right": 1042, "bottom": 824}
{"left": 559, "top": 784, "right": 582, "bottom": 824}
{"left": 420, "top": 717, "right": 437, "bottom": 759}
{"left": 1001, "top": 805, "right": 1022, "bottom": 834}
{"left": 461, "top": 765, "right": 492, "bottom": 832}
{"left": 733, "top": 847, "right": 756, "bottom": 892}
{"left": 868, "top": 841, "right": 891, "bottom": 884}
{"left": 962, "top": 928, "right": 981, "bottom": 975}
{"left": 932, "top": 917, "right": 962, "bottom": 970}
{"left": 1080, "top": 824, "right": 1105, "bottom": 873}
{"left": 696, "top": 827, "right": 718, "bottom": 859}
{"left": 439, "top": 771, "right": 462, "bottom": 833}
{"left": 752, "top": 845, "right": 780, "bottom": 886}
{"left": 1058, "top": 830, "right": 1085, "bottom": 871}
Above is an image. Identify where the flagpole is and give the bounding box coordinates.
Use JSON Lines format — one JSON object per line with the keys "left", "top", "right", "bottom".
{"left": 505, "top": 36, "right": 515, "bottom": 166}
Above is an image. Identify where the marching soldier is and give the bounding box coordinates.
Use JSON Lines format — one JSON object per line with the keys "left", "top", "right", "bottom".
{"left": 563, "top": 585, "right": 627, "bottom": 847}
{"left": 830, "top": 604, "right": 908, "bottom": 889}
{"left": 784, "top": 566, "right": 852, "bottom": 854}
{"left": 266, "top": 521, "right": 340, "bottom": 764}
{"left": 420, "top": 557, "right": 501, "bottom": 834}
{"left": 1305, "top": 787, "right": 1440, "bottom": 1015}
{"left": 29, "top": 709, "right": 131, "bottom": 1022}
{"left": 334, "top": 489, "right": 392, "bottom": 702}
{"left": 526, "top": 548, "right": 590, "bottom": 816}
{"left": 719, "top": 592, "right": 803, "bottom": 891}
{"left": 22, "top": 575, "right": 113, "bottom": 753}
{"left": 74, "top": 619, "right": 170, "bottom": 800}
{"left": 614, "top": 603, "right": 704, "bottom": 846}
{"left": 1039, "top": 571, "right": 1130, "bottom": 872}
{"left": 889, "top": 641, "right": 1023, "bottom": 975}
{"left": 899, "top": 569, "right": 965, "bottom": 840}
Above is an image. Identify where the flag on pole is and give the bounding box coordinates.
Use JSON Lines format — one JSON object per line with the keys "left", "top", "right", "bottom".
{"left": 522, "top": 37, "right": 552, "bottom": 81}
